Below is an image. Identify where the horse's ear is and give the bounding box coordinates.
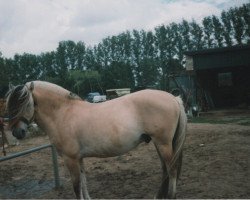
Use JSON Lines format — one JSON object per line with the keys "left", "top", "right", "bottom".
{"left": 29, "top": 82, "right": 34, "bottom": 91}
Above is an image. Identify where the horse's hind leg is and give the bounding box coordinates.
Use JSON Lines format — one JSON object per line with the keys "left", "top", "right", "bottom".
{"left": 154, "top": 143, "right": 179, "bottom": 199}
{"left": 154, "top": 144, "right": 169, "bottom": 199}
{"left": 168, "top": 166, "right": 178, "bottom": 199}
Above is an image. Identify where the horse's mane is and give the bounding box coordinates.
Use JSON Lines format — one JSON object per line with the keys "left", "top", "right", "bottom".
{"left": 5, "top": 84, "right": 32, "bottom": 121}
{"left": 32, "top": 81, "right": 69, "bottom": 95}
{"left": 5, "top": 81, "right": 82, "bottom": 121}
{"left": 32, "top": 81, "right": 82, "bottom": 100}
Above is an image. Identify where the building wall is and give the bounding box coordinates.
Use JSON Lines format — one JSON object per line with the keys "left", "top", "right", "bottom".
{"left": 196, "top": 65, "right": 250, "bottom": 108}
{"left": 185, "top": 45, "right": 250, "bottom": 109}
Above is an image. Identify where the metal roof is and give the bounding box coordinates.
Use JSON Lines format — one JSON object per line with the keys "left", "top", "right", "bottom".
{"left": 184, "top": 44, "right": 250, "bottom": 70}
{"left": 184, "top": 44, "right": 250, "bottom": 56}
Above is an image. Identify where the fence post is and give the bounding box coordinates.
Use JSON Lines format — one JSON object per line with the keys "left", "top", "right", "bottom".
{"left": 51, "top": 145, "right": 60, "bottom": 188}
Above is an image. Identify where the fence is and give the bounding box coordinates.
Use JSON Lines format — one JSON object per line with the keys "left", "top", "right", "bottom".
{"left": 0, "top": 144, "right": 60, "bottom": 188}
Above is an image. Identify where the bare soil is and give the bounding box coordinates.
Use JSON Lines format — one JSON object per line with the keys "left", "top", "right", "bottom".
{"left": 1, "top": 120, "right": 250, "bottom": 199}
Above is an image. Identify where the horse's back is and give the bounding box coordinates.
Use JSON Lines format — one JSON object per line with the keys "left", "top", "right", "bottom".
{"left": 99, "top": 89, "right": 180, "bottom": 122}
{"left": 130, "top": 89, "right": 177, "bottom": 104}
{"left": 127, "top": 89, "right": 180, "bottom": 117}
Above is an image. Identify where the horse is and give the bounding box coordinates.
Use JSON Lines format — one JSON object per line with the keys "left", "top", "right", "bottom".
{"left": 5, "top": 81, "right": 187, "bottom": 199}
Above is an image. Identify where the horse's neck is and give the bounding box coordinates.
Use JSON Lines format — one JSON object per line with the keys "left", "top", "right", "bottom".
{"left": 33, "top": 86, "right": 70, "bottom": 132}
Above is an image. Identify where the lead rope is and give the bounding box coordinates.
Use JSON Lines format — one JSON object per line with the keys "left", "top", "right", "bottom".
{"left": 0, "top": 121, "right": 6, "bottom": 156}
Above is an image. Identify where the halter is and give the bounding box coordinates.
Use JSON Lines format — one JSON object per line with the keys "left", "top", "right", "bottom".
{"left": 20, "top": 115, "right": 34, "bottom": 126}
{"left": 9, "top": 114, "right": 34, "bottom": 129}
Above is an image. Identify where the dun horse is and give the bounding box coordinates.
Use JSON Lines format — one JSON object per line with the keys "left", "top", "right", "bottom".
{"left": 6, "top": 81, "right": 187, "bottom": 199}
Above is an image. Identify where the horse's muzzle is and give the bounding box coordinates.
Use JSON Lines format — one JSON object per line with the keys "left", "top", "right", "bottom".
{"left": 12, "top": 128, "right": 26, "bottom": 139}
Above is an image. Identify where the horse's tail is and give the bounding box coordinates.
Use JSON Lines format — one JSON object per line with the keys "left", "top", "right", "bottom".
{"left": 170, "top": 96, "right": 187, "bottom": 176}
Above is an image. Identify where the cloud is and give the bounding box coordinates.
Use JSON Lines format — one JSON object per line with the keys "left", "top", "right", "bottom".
{"left": 0, "top": 0, "right": 248, "bottom": 58}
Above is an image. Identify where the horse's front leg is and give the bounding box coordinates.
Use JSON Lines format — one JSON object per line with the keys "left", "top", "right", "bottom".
{"left": 80, "top": 159, "right": 90, "bottom": 199}
{"left": 64, "top": 156, "right": 88, "bottom": 199}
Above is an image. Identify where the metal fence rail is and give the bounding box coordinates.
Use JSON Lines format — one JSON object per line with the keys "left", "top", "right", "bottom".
{"left": 0, "top": 144, "right": 60, "bottom": 188}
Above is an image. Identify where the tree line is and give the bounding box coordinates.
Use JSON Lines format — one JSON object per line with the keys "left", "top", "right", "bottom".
{"left": 0, "top": 3, "right": 249, "bottom": 97}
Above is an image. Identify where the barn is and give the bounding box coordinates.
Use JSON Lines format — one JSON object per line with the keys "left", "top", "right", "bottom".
{"left": 185, "top": 44, "right": 250, "bottom": 110}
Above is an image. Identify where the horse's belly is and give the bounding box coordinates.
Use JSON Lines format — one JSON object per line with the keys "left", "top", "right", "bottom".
{"left": 79, "top": 130, "right": 142, "bottom": 158}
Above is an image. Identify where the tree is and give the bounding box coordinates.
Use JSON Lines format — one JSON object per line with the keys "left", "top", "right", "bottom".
{"left": 0, "top": 52, "right": 10, "bottom": 97}
{"left": 170, "top": 23, "right": 185, "bottom": 65}
{"left": 202, "top": 16, "right": 214, "bottom": 48}
{"left": 55, "top": 41, "right": 69, "bottom": 86}
{"left": 212, "top": 15, "right": 224, "bottom": 47}
{"left": 131, "top": 29, "right": 143, "bottom": 86}
{"left": 11, "top": 53, "right": 40, "bottom": 84}
{"left": 239, "top": 4, "right": 250, "bottom": 43}
{"left": 38, "top": 51, "right": 57, "bottom": 81}
{"left": 221, "top": 10, "right": 233, "bottom": 46}
{"left": 84, "top": 46, "right": 99, "bottom": 70}
{"left": 179, "top": 20, "right": 192, "bottom": 51}
{"left": 68, "top": 70, "right": 102, "bottom": 96}
{"left": 1, "top": 3, "right": 249, "bottom": 96}
{"left": 229, "top": 7, "right": 245, "bottom": 45}
{"left": 155, "top": 24, "right": 178, "bottom": 91}
{"left": 75, "top": 41, "right": 86, "bottom": 70}
{"left": 101, "top": 61, "right": 134, "bottom": 89}
{"left": 139, "top": 30, "right": 159, "bottom": 87}
{"left": 190, "top": 20, "right": 204, "bottom": 50}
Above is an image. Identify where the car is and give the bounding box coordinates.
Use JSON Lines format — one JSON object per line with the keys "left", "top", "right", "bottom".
{"left": 86, "top": 92, "right": 106, "bottom": 103}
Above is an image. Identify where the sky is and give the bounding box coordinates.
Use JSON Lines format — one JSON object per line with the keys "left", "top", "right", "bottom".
{"left": 0, "top": 0, "right": 248, "bottom": 58}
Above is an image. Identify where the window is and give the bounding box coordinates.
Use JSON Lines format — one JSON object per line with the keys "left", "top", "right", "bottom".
{"left": 218, "top": 72, "right": 233, "bottom": 87}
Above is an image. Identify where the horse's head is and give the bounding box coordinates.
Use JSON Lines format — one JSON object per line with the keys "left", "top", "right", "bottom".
{"left": 5, "top": 82, "right": 35, "bottom": 139}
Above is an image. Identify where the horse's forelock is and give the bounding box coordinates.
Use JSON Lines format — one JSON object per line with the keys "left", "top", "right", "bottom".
{"left": 6, "top": 84, "right": 31, "bottom": 121}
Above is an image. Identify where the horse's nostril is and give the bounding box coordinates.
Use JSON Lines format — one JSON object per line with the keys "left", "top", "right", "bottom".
{"left": 12, "top": 128, "right": 26, "bottom": 139}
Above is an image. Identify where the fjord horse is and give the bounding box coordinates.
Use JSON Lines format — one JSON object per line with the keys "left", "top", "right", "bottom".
{"left": 6, "top": 81, "right": 187, "bottom": 199}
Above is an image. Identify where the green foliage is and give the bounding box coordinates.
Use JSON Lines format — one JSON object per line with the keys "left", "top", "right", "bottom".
{"left": 212, "top": 15, "right": 224, "bottom": 47}
{"left": 221, "top": 11, "right": 233, "bottom": 46}
{"left": 202, "top": 16, "right": 214, "bottom": 48}
{"left": 229, "top": 7, "right": 245, "bottom": 45}
{"left": 190, "top": 20, "right": 204, "bottom": 50}
{"left": 0, "top": 3, "right": 249, "bottom": 97}
{"left": 68, "top": 70, "right": 102, "bottom": 97}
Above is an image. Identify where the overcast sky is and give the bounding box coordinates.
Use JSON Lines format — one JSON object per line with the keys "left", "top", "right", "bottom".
{"left": 0, "top": 0, "right": 248, "bottom": 58}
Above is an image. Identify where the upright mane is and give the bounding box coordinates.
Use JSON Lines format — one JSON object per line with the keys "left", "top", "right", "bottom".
{"left": 32, "top": 81, "right": 68, "bottom": 95}
{"left": 5, "top": 84, "right": 32, "bottom": 122}
{"left": 31, "top": 81, "right": 82, "bottom": 100}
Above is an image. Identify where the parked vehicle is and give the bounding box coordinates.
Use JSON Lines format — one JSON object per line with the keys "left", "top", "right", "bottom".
{"left": 86, "top": 92, "right": 106, "bottom": 103}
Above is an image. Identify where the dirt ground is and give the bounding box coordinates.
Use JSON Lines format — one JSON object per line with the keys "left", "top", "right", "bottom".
{"left": 0, "top": 115, "right": 250, "bottom": 199}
